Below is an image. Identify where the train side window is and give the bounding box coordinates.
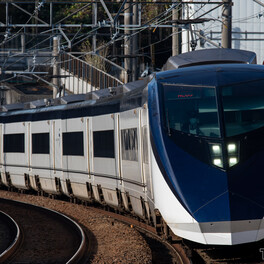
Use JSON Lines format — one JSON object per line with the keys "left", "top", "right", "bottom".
{"left": 63, "top": 131, "right": 84, "bottom": 156}
{"left": 4, "top": 133, "right": 25, "bottom": 153}
{"left": 32, "top": 133, "right": 50, "bottom": 154}
{"left": 121, "top": 128, "right": 138, "bottom": 161}
{"left": 93, "top": 130, "right": 115, "bottom": 158}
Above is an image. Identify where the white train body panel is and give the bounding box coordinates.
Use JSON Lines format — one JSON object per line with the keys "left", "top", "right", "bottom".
{"left": 3, "top": 122, "right": 29, "bottom": 189}
{"left": 30, "top": 120, "right": 51, "bottom": 191}
{"left": 62, "top": 117, "right": 87, "bottom": 197}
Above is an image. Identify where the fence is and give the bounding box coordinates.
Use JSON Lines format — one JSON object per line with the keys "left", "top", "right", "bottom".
{"left": 81, "top": 52, "right": 126, "bottom": 81}
{"left": 61, "top": 53, "right": 124, "bottom": 94}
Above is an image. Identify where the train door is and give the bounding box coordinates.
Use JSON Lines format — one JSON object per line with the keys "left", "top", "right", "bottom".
{"left": 115, "top": 114, "right": 122, "bottom": 184}
{"left": 86, "top": 118, "right": 93, "bottom": 180}
{"left": 119, "top": 108, "right": 142, "bottom": 187}
{"left": 119, "top": 108, "right": 145, "bottom": 217}
{"left": 26, "top": 122, "right": 31, "bottom": 170}
{"left": 92, "top": 114, "right": 117, "bottom": 203}
{"left": 62, "top": 117, "right": 86, "bottom": 197}
{"left": 50, "top": 119, "right": 63, "bottom": 193}
{"left": 0, "top": 124, "right": 3, "bottom": 183}
{"left": 3, "top": 122, "right": 27, "bottom": 189}
{"left": 30, "top": 120, "right": 51, "bottom": 191}
{"left": 140, "top": 106, "right": 153, "bottom": 199}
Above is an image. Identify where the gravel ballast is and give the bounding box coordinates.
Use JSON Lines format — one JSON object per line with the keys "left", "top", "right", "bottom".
{"left": 0, "top": 190, "right": 152, "bottom": 264}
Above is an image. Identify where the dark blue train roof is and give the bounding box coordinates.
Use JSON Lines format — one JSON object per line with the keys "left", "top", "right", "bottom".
{"left": 157, "top": 63, "right": 264, "bottom": 88}
{"left": 162, "top": 48, "right": 257, "bottom": 71}
{"left": 1, "top": 49, "right": 263, "bottom": 124}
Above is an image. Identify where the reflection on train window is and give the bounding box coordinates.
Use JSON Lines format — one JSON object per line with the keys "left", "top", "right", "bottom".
{"left": 222, "top": 80, "right": 264, "bottom": 137}
{"left": 4, "top": 133, "right": 25, "bottom": 153}
{"left": 162, "top": 84, "right": 220, "bottom": 138}
{"left": 93, "top": 130, "right": 115, "bottom": 158}
{"left": 32, "top": 133, "right": 49, "bottom": 154}
{"left": 63, "top": 131, "right": 84, "bottom": 156}
{"left": 142, "top": 126, "right": 149, "bottom": 164}
{"left": 121, "top": 128, "right": 138, "bottom": 161}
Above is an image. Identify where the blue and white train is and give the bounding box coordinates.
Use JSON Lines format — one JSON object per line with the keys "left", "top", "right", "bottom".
{"left": 0, "top": 48, "right": 264, "bottom": 245}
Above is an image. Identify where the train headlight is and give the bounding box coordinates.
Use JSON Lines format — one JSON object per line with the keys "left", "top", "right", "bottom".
{"left": 227, "top": 144, "right": 236, "bottom": 153}
{"left": 229, "top": 157, "right": 238, "bottom": 167}
{"left": 210, "top": 144, "right": 223, "bottom": 168}
{"left": 227, "top": 143, "right": 239, "bottom": 167}
{"left": 212, "top": 145, "right": 221, "bottom": 155}
{"left": 213, "top": 158, "right": 223, "bottom": 167}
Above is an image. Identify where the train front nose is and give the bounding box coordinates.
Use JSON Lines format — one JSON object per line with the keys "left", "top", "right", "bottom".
{"left": 192, "top": 149, "right": 264, "bottom": 245}
{"left": 151, "top": 66, "right": 264, "bottom": 245}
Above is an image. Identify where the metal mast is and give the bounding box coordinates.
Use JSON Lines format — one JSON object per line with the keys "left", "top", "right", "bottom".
{"left": 221, "top": 0, "right": 232, "bottom": 48}
{"left": 172, "top": 0, "right": 181, "bottom": 56}
{"left": 124, "top": 1, "right": 132, "bottom": 83}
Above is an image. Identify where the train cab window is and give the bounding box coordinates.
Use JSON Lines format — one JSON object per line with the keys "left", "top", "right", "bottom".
{"left": 63, "top": 131, "right": 84, "bottom": 156}
{"left": 32, "top": 133, "right": 49, "bottom": 154}
{"left": 162, "top": 84, "right": 220, "bottom": 138}
{"left": 4, "top": 133, "right": 25, "bottom": 153}
{"left": 121, "top": 128, "right": 138, "bottom": 161}
{"left": 222, "top": 80, "right": 264, "bottom": 137}
{"left": 93, "top": 130, "right": 115, "bottom": 158}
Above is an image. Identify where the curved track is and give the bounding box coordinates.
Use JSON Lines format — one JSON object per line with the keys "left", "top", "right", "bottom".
{"left": 0, "top": 198, "right": 87, "bottom": 264}
{"left": 0, "top": 210, "right": 21, "bottom": 263}
{"left": 4, "top": 188, "right": 264, "bottom": 263}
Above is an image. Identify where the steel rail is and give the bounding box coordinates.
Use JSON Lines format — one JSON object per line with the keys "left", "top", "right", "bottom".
{"left": 0, "top": 210, "right": 21, "bottom": 263}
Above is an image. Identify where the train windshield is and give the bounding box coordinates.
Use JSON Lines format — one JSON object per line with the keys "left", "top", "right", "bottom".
{"left": 221, "top": 79, "right": 264, "bottom": 137}
{"left": 162, "top": 83, "right": 220, "bottom": 138}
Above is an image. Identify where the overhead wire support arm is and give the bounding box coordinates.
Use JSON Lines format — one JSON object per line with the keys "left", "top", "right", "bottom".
{"left": 99, "top": 0, "right": 114, "bottom": 24}
{"left": 114, "top": 0, "right": 128, "bottom": 27}
{"left": 253, "top": 0, "right": 264, "bottom": 8}
{"left": 58, "top": 26, "right": 71, "bottom": 49}
{"left": 196, "top": 3, "right": 224, "bottom": 19}
{"left": 194, "top": 30, "right": 222, "bottom": 48}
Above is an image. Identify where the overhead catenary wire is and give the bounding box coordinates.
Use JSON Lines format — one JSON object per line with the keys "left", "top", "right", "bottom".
{"left": 37, "top": 2, "right": 184, "bottom": 68}
{"left": 1, "top": 1, "right": 212, "bottom": 75}
{"left": 0, "top": 1, "right": 46, "bottom": 47}
{"left": 0, "top": 1, "right": 213, "bottom": 72}
{"left": 3, "top": 0, "right": 259, "bottom": 78}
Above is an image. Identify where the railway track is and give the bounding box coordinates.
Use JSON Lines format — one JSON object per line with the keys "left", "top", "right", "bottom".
{"left": 0, "top": 210, "right": 21, "bottom": 263}
{"left": 58, "top": 199, "right": 264, "bottom": 264}
{"left": 0, "top": 189, "right": 187, "bottom": 263}
{"left": 0, "top": 198, "right": 88, "bottom": 264}
{"left": 2, "top": 188, "right": 264, "bottom": 264}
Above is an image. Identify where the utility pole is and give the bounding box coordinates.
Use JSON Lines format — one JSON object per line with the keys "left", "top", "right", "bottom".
{"left": 172, "top": 0, "right": 181, "bottom": 56}
{"left": 124, "top": 1, "right": 132, "bottom": 83}
{"left": 132, "top": 1, "right": 138, "bottom": 81}
{"left": 221, "top": 0, "right": 232, "bottom": 48}
{"left": 52, "top": 36, "right": 59, "bottom": 98}
{"left": 92, "top": 1, "right": 97, "bottom": 52}
{"left": 21, "top": 33, "right": 25, "bottom": 53}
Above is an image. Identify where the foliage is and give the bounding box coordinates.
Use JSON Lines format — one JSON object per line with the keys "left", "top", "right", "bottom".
{"left": 80, "top": 40, "right": 110, "bottom": 72}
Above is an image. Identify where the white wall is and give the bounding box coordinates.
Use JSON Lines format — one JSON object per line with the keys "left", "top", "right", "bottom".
{"left": 182, "top": 0, "right": 264, "bottom": 64}
{"left": 60, "top": 68, "right": 94, "bottom": 95}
